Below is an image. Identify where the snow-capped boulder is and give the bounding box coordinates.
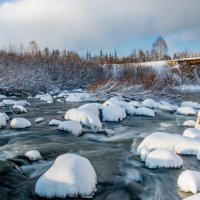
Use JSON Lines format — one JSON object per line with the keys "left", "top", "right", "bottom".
{"left": 49, "top": 119, "right": 62, "bottom": 126}
{"left": 158, "top": 104, "right": 174, "bottom": 112}
{"left": 128, "top": 101, "right": 140, "bottom": 108}
{"left": 176, "top": 107, "right": 196, "bottom": 116}
{"left": 136, "top": 132, "right": 200, "bottom": 158}
{"left": 184, "top": 193, "right": 200, "bottom": 200}
{"left": 58, "top": 121, "right": 82, "bottom": 136}
{"left": 65, "top": 109, "right": 102, "bottom": 130}
{"left": 15, "top": 100, "right": 30, "bottom": 106}
{"left": 141, "top": 99, "right": 157, "bottom": 109}
{"left": 182, "top": 120, "right": 196, "bottom": 127}
{"left": 0, "top": 115, "right": 6, "bottom": 128}
{"left": 78, "top": 103, "right": 100, "bottom": 117}
{"left": 25, "top": 150, "right": 42, "bottom": 161}
{"left": 135, "top": 107, "right": 155, "bottom": 117}
{"left": 102, "top": 105, "right": 126, "bottom": 122}
{"left": 2, "top": 99, "right": 16, "bottom": 105}
{"left": 35, "top": 94, "right": 53, "bottom": 104}
{"left": 0, "top": 113, "right": 9, "bottom": 121}
{"left": 181, "top": 101, "right": 200, "bottom": 109}
{"left": 10, "top": 118, "right": 31, "bottom": 129}
{"left": 0, "top": 94, "right": 7, "bottom": 99}
{"left": 178, "top": 170, "right": 200, "bottom": 194}
{"left": 35, "top": 153, "right": 97, "bottom": 198}
{"left": 13, "top": 104, "right": 27, "bottom": 114}
{"left": 65, "top": 93, "right": 97, "bottom": 102}
{"left": 183, "top": 128, "right": 200, "bottom": 138}
{"left": 145, "top": 149, "right": 183, "bottom": 168}
{"left": 35, "top": 118, "right": 44, "bottom": 123}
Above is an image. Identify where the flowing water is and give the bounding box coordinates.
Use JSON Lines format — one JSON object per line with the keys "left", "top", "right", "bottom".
{"left": 0, "top": 93, "right": 200, "bottom": 200}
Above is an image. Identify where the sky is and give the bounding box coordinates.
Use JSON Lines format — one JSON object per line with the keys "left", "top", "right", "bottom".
{"left": 0, "top": 0, "right": 199, "bottom": 56}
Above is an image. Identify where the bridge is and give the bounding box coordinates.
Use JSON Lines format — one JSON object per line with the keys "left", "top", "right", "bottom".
{"left": 167, "top": 57, "right": 200, "bottom": 67}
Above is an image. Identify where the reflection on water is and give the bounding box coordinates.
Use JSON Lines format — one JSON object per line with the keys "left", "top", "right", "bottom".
{"left": 0, "top": 95, "right": 199, "bottom": 200}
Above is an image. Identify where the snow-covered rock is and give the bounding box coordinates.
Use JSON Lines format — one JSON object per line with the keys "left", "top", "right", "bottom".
{"left": 0, "top": 94, "right": 7, "bottom": 99}
{"left": 184, "top": 193, "right": 200, "bottom": 200}
{"left": 35, "top": 153, "right": 97, "bottom": 198}
{"left": 13, "top": 104, "right": 27, "bottom": 113}
{"left": 176, "top": 107, "right": 196, "bottom": 115}
{"left": 15, "top": 100, "right": 30, "bottom": 106}
{"left": 65, "top": 109, "right": 102, "bottom": 130}
{"left": 10, "top": 118, "right": 31, "bottom": 129}
{"left": 35, "top": 94, "right": 53, "bottom": 104}
{"left": 0, "top": 114, "right": 6, "bottom": 128}
{"left": 49, "top": 119, "right": 62, "bottom": 126}
{"left": 35, "top": 118, "right": 44, "bottom": 123}
{"left": 137, "top": 132, "right": 200, "bottom": 158}
{"left": 158, "top": 104, "right": 174, "bottom": 112}
{"left": 58, "top": 121, "right": 82, "bottom": 136}
{"left": 181, "top": 101, "right": 200, "bottom": 109}
{"left": 145, "top": 149, "right": 183, "bottom": 168}
{"left": 183, "top": 128, "right": 200, "bottom": 138}
{"left": 135, "top": 107, "right": 155, "bottom": 117}
{"left": 128, "top": 101, "right": 140, "bottom": 108}
{"left": 0, "top": 113, "right": 9, "bottom": 121}
{"left": 2, "top": 99, "right": 16, "bottom": 105}
{"left": 78, "top": 103, "right": 100, "bottom": 117}
{"left": 182, "top": 120, "right": 196, "bottom": 127}
{"left": 141, "top": 99, "right": 157, "bottom": 109}
{"left": 65, "top": 93, "right": 97, "bottom": 102}
{"left": 57, "top": 92, "right": 68, "bottom": 98}
{"left": 73, "top": 88, "right": 83, "bottom": 93}
{"left": 178, "top": 170, "right": 200, "bottom": 194}
{"left": 25, "top": 150, "right": 42, "bottom": 161}
{"left": 102, "top": 105, "right": 126, "bottom": 122}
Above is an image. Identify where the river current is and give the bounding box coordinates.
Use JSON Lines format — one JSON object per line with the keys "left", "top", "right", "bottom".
{"left": 0, "top": 93, "right": 200, "bottom": 200}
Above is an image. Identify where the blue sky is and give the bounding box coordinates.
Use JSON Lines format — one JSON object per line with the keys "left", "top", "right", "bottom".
{"left": 0, "top": 0, "right": 199, "bottom": 56}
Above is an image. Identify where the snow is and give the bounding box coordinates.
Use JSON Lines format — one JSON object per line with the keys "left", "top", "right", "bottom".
{"left": 158, "top": 102, "right": 177, "bottom": 112}
{"left": 58, "top": 121, "right": 82, "bottom": 136}
{"left": 145, "top": 149, "right": 183, "bottom": 168}
{"left": 128, "top": 101, "right": 140, "bottom": 108}
{"left": 181, "top": 101, "right": 200, "bottom": 109}
{"left": 183, "top": 128, "right": 200, "bottom": 138}
{"left": 73, "top": 88, "right": 83, "bottom": 93}
{"left": 13, "top": 104, "right": 27, "bottom": 113}
{"left": 0, "top": 94, "right": 7, "bottom": 99}
{"left": 25, "top": 150, "right": 42, "bottom": 161}
{"left": 141, "top": 99, "right": 157, "bottom": 109}
{"left": 135, "top": 107, "right": 155, "bottom": 117}
{"left": 35, "top": 153, "right": 97, "bottom": 198}
{"left": 183, "top": 120, "right": 196, "bottom": 127}
{"left": 65, "top": 93, "right": 97, "bottom": 102}
{"left": 184, "top": 193, "right": 200, "bottom": 200}
{"left": 176, "top": 107, "right": 196, "bottom": 115}
{"left": 138, "top": 61, "right": 170, "bottom": 72}
{"left": 35, "top": 94, "right": 53, "bottom": 104}
{"left": 65, "top": 109, "right": 102, "bottom": 130}
{"left": 0, "top": 114, "right": 7, "bottom": 128}
{"left": 57, "top": 92, "right": 68, "bottom": 98}
{"left": 178, "top": 170, "right": 200, "bottom": 193}
{"left": 10, "top": 118, "right": 31, "bottom": 129}
{"left": 2, "top": 99, "right": 16, "bottom": 105}
{"left": 137, "top": 132, "right": 200, "bottom": 158}
{"left": 15, "top": 100, "right": 30, "bottom": 106}
{"left": 195, "top": 117, "right": 200, "bottom": 129}
{"left": 0, "top": 112, "right": 9, "bottom": 121}
{"left": 102, "top": 105, "right": 126, "bottom": 122}
{"left": 176, "top": 85, "right": 200, "bottom": 92}
{"left": 49, "top": 119, "right": 62, "bottom": 126}
{"left": 78, "top": 103, "right": 100, "bottom": 117}
{"left": 35, "top": 118, "right": 44, "bottom": 123}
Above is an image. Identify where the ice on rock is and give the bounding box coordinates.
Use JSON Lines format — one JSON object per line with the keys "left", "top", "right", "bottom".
{"left": 25, "top": 150, "right": 42, "bottom": 161}
{"left": 135, "top": 107, "right": 155, "bottom": 117}
{"left": 137, "top": 132, "right": 200, "bottom": 157}
{"left": 49, "top": 119, "right": 61, "bottom": 126}
{"left": 78, "top": 103, "right": 101, "bottom": 117}
{"left": 181, "top": 101, "right": 200, "bottom": 109}
{"left": 65, "top": 93, "right": 97, "bottom": 102}
{"left": 183, "top": 128, "right": 200, "bottom": 138}
{"left": 0, "top": 94, "right": 7, "bottom": 99}
{"left": 10, "top": 118, "right": 31, "bottom": 129}
{"left": 128, "top": 101, "right": 140, "bottom": 108}
{"left": 178, "top": 170, "right": 200, "bottom": 194}
{"left": 145, "top": 149, "right": 183, "bottom": 168}
{"left": 35, "top": 153, "right": 97, "bottom": 198}
{"left": 35, "top": 118, "right": 44, "bottom": 123}
{"left": 58, "top": 121, "right": 82, "bottom": 136}
{"left": 177, "top": 107, "right": 196, "bottom": 115}
{"left": 13, "top": 104, "right": 27, "bottom": 113}
{"left": 65, "top": 109, "right": 102, "bottom": 130}
{"left": 102, "top": 105, "right": 126, "bottom": 122}
{"left": 184, "top": 193, "right": 200, "bottom": 200}
{"left": 183, "top": 120, "right": 196, "bottom": 127}
{"left": 141, "top": 99, "right": 157, "bottom": 109}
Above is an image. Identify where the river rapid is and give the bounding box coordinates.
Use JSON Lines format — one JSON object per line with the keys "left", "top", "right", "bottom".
{"left": 0, "top": 92, "right": 200, "bottom": 200}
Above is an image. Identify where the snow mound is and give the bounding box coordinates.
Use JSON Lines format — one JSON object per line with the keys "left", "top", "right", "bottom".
{"left": 10, "top": 118, "right": 31, "bottom": 129}
{"left": 102, "top": 105, "right": 126, "bottom": 122}
{"left": 58, "top": 121, "right": 82, "bottom": 136}
{"left": 65, "top": 93, "right": 97, "bottom": 102}
{"left": 145, "top": 149, "right": 183, "bottom": 168}
{"left": 177, "top": 107, "right": 196, "bottom": 115}
{"left": 181, "top": 101, "right": 200, "bottom": 109}
{"left": 137, "top": 132, "right": 200, "bottom": 158}
{"left": 49, "top": 119, "right": 62, "bottom": 126}
{"left": 65, "top": 109, "right": 102, "bottom": 130}
{"left": 78, "top": 103, "right": 101, "bottom": 117}
{"left": 0, "top": 112, "right": 9, "bottom": 121}
{"left": 0, "top": 94, "right": 7, "bottom": 99}
{"left": 35, "top": 153, "right": 97, "bottom": 198}
{"left": 135, "top": 107, "right": 155, "bottom": 117}
{"left": 183, "top": 128, "right": 200, "bottom": 138}
{"left": 141, "top": 99, "right": 157, "bottom": 109}
{"left": 128, "top": 101, "right": 140, "bottom": 108}
{"left": 25, "top": 150, "right": 42, "bottom": 161}
{"left": 15, "top": 100, "right": 30, "bottom": 106}
{"left": 178, "top": 170, "right": 200, "bottom": 194}
{"left": 0, "top": 114, "right": 7, "bottom": 128}
{"left": 57, "top": 92, "right": 68, "bottom": 98}
{"left": 183, "top": 120, "right": 196, "bottom": 127}
{"left": 35, "top": 94, "right": 53, "bottom": 104}
{"left": 35, "top": 118, "right": 44, "bottom": 123}
{"left": 158, "top": 104, "right": 175, "bottom": 112}
{"left": 2, "top": 99, "right": 16, "bottom": 105}
{"left": 184, "top": 193, "right": 200, "bottom": 200}
{"left": 13, "top": 104, "right": 27, "bottom": 113}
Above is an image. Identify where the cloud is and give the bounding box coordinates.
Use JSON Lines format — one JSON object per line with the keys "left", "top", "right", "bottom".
{"left": 0, "top": 0, "right": 199, "bottom": 53}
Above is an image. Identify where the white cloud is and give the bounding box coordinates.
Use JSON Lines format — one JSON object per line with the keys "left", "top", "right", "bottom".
{"left": 0, "top": 0, "right": 199, "bottom": 52}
